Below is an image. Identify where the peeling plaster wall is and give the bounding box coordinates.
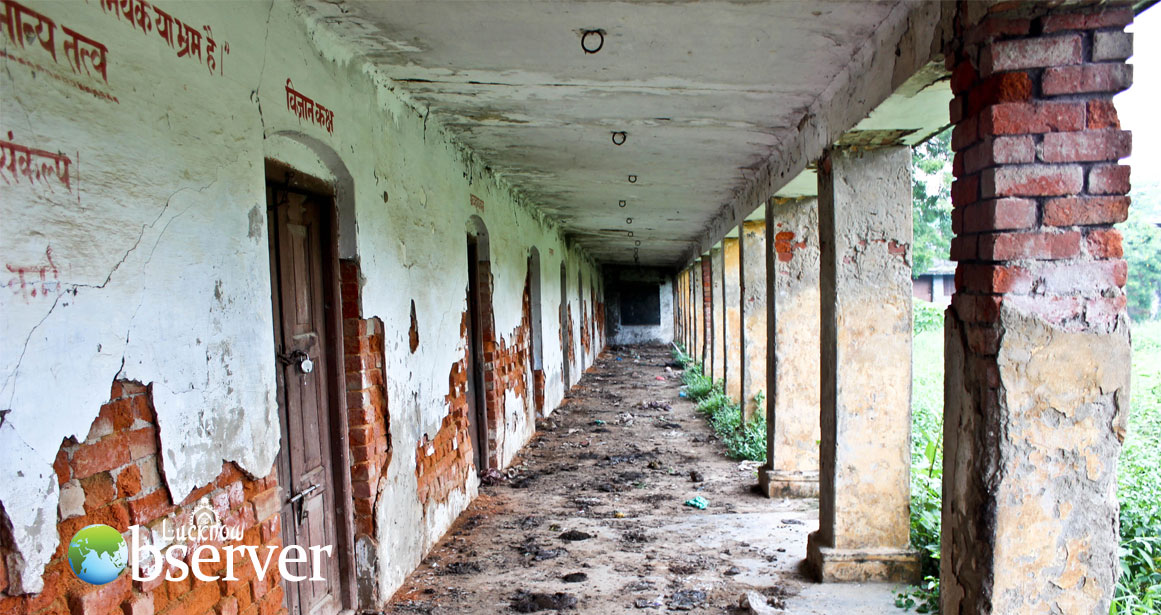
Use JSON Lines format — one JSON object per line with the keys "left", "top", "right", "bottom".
{"left": 723, "top": 238, "right": 742, "bottom": 402}
{"left": 809, "top": 147, "right": 916, "bottom": 583}
{"left": 740, "top": 220, "right": 767, "bottom": 422}
{"left": 0, "top": 0, "right": 601, "bottom": 602}
{"left": 769, "top": 199, "right": 822, "bottom": 481}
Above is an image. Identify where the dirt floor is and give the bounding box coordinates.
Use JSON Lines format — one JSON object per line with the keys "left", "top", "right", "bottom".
{"left": 386, "top": 345, "right": 904, "bottom": 614}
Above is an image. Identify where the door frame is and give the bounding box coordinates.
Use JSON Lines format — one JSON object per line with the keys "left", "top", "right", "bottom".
{"left": 465, "top": 234, "right": 487, "bottom": 470}
{"left": 560, "top": 263, "right": 571, "bottom": 389}
{"left": 265, "top": 159, "right": 357, "bottom": 612}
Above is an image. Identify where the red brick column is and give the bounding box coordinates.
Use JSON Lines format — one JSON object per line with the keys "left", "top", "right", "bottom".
{"left": 338, "top": 259, "right": 391, "bottom": 605}
{"left": 944, "top": 5, "right": 1133, "bottom": 613}
{"left": 700, "top": 257, "right": 713, "bottom": 368}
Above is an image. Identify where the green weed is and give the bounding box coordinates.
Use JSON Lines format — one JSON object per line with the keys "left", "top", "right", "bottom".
{"left": 674, "top": 350, "right": 767, "bottom": 462}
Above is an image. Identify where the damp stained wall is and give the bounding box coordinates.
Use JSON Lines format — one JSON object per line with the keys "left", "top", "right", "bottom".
{"left": 0, "top": 0, "right": 601, "bottom": 601}
{"left": 602, "top": 266, "right": 674, "bottom": 345}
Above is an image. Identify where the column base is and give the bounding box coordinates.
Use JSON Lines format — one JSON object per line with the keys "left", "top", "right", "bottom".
{"left": 757, "top": 468, "right": 819, "bottom": 498}
{"left": 806, "top": 531, "right": 920, "bottom": 583}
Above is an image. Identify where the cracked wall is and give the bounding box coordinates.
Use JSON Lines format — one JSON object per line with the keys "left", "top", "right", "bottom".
{"left": 0, "top": 382, "right": 286, "bottom": 615}
{"left": 0, "top": 0, "right": 602, "bottom": 606}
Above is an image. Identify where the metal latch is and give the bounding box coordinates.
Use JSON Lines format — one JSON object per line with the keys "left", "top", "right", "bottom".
{"left": 277, "top": 348, "right": 314, "bottom": 374}
{"left": 288, "top": 484, "right": 319, "bottom": 526}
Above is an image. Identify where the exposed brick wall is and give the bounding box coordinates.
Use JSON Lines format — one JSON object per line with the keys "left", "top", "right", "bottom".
{"left": 419, "top": 261, "right": 533, "bottom": 491}
{"left": 418, "top": 310, "right": 475, "bottom": 506}
{"left": 700, "top": 258, "right": 713, "bottom": 367}
{"left": 532, "top": 369, "right": 546, "bottom": 415}
{"left": 580, "top": 299, "right": 592, "bottom": 357}
{"left": 564, "top": 305, "right": 575, "bottom": 366}
{"left": 339, "top": 260, "right": 391, "bottom": 541}
{"left": 0, "top": 382, "right": 285, "bottom": 615}
{"left": 948, "top": 3, "right": 1131, "bottom": 341}
{"left": 415, "top": 362, "right": 473, "bottom": 507}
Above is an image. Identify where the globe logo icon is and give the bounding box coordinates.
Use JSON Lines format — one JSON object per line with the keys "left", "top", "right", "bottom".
{"left": 67, "top": 524, "right": 128, "bottom": 585}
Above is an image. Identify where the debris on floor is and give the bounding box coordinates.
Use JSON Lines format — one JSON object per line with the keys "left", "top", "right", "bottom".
{"left": 510, "top": 590, "right": 578, "bottom": 612}
{"left": 633, "top": 596, "right": 664, "bottom": 609}
{"left": 385, "top": 346, "right": 906, "bottom": 614}
{"left": 740, "top": 590, "right": 781, "bottom": 614}
{"left": 440, "top": 561, "right": 481, "bottom": 575}
{"left": 684, "top": 495, "right": 709, "bottom": 509}
{"left": 559, "top": 530, "right": 592, "bottom": 541}
{"left": 667, "top": 589, "right": 707, "bottom": 610}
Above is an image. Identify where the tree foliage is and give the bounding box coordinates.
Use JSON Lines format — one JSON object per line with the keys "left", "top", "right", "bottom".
{"left": 912, "top": 129, "right": 954, "bottom": 277}
{"left": 1126, "top": 183, "right": 1161, "bottom": 321}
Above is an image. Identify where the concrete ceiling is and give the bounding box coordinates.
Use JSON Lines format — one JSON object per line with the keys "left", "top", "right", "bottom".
{"left": 305, "top": 0, "right": 947, "bottom": 266}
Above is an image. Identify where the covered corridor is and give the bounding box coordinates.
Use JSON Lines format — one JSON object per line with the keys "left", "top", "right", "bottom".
{"left": 0, "top": 1, "right": 1143, "bottom": 614}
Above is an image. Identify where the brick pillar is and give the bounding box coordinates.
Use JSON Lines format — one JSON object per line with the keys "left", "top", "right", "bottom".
{"left": 700, "top": 257, "right": 713, "bottom": 368}
{"left": 943, "top": 6, "right": 1133, "bottom": 613}
{"left": 741, "top": 220, "right": 766, "bottom": 421}
{"left": 806, "top": 146, "right": 918, "bottom": 583}
{"left": 678, "top": 268, "right": 687, "bottom": 350}
{"left": 723, "top": 237, "right": 743, "bottom": 402}
{"left": 692, "top": 263, "right": 702, "bottom": 361}
{"left": 757, "top": 197, "right": 821, "bottom": 498}
{"left": 683, "top": 269, "right": 692, "bottom": 351}
{"left": 683, "top": 270, "right": 690, "bottom": 347}
{"left": 708, "top": 250, "right": 724, "bottom": 380}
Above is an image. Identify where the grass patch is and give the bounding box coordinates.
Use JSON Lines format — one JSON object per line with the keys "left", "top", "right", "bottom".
{"left": 1113, "top": 320, "right": 1161, "bottom": 614}
{"left": 673, "top": 346, "right": 766, "bottom": 463}
{"left": 896, "top": 313, "right": 945, "bottom": 614}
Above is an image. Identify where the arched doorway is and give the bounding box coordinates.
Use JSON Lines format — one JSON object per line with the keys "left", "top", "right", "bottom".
{"left": 528, "top": 248, "right": 545, "bottom": 414}
{"left": 466, "top": 216, "right": 495, "bottom": 471}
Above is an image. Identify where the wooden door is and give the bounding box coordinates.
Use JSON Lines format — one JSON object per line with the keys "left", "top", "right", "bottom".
{"left": 268, "top": 185, "right": 341, "bottom": 615}
{"left": 465, "top": 237, "right": 489, "bottom": 471}
{"left": 560, "top": 265, "right": 570, "bottom": 388}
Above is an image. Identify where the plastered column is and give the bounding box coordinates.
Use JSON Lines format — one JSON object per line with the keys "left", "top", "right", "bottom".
{"left": 678, "top": 270, "right": 682, "bottom": 348}
{"left": 942, "top": 6, "right": 1133, "bottom": 613}
{"left": 757, "top": 199, "right": 820, "bottom": 498}
{"left": 741, "top": 220, "right": 766, "bottom": 421}
{"left": 806, "top": 146, "right": 919, "bottom": 583}
{"left": 723, "top": 237, "right": 743, "bottom": 402}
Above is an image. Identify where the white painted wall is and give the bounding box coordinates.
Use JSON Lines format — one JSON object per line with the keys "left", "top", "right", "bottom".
{"left": 0, "top": 0, "right": 601, "bottom": 601}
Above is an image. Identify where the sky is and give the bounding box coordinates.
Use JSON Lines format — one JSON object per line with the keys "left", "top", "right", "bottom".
{"left": 1115, "top": 7, "right": 1160, "bottom": 178}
